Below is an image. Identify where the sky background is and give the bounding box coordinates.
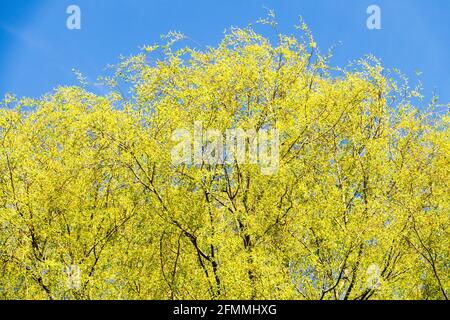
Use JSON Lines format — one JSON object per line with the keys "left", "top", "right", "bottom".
{"left": 0, "top": 0, "right": 449, "bottom": 109}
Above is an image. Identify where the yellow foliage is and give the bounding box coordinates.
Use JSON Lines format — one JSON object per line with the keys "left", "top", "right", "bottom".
{"left": 0, "top": 26, "right": 448, "bottom": 300}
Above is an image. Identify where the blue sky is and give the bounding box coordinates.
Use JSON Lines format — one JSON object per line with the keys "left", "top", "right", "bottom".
{"left": 1, "top": 0, "right": 449, "bottom": 108}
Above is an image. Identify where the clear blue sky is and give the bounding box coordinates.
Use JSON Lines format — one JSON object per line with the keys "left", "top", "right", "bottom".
{"left": 1, "top": 0, "right": 449, "bottom": 108}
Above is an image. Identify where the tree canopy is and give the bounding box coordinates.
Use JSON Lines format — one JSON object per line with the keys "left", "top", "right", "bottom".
{"left": 0, "top": 24, "right": 448, "bottom": 300}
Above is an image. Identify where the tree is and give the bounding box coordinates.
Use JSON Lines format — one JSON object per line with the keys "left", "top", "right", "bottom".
{"left": 0, "top": 24, "right": 448, "bottom": 300}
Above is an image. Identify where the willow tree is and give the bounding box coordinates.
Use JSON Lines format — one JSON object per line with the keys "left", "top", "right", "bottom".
{"left": 0, "top": 23, "right": 448, "bottom": 300}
